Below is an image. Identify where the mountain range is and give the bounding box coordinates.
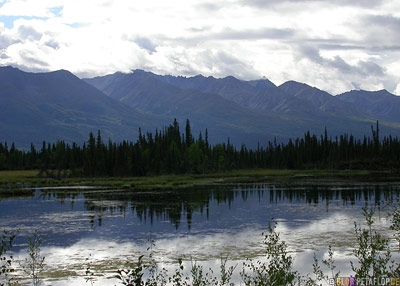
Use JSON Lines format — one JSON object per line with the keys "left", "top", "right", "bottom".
{"left": 1, "top": 65, "right": 400, "bottom": 148}
{"left": 0, "top": 66, "right": 164, "bottom": 147}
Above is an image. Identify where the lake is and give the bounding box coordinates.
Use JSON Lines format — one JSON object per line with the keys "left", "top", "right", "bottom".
{"left": 0, "top": 178, "right": 399, "bottom": 285}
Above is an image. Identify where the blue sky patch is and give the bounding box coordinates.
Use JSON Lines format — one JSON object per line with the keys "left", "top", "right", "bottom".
{"left": 0, "top": 16, "right": 49, "bottom": 29}
{"left": 50, "top": 6, "right": 63, "bottom": 17}
{"left": 67, "top": 23, "right": 81, "bottom": 28}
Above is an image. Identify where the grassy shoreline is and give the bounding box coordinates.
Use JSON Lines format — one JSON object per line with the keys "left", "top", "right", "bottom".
{"left": 1, "top": 168, "right": 396, "bottom": 194}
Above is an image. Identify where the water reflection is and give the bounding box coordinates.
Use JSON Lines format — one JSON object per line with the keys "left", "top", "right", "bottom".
{"left": 9, "top": 210, "right": 395, "bottom": 285}
{"left": 1, "top": 183, "right": 399, "bottom": 245}
{"left": 0, "top": 182, "right": 399, "bottom": 285}
{"left": 35, "top": 183, "right": 400, "bottom": 229}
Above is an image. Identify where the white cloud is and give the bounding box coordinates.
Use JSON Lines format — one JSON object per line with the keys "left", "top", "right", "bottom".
{"left": 395, "top": 84, "right": 400, "bottom": 95}
{"left": 0, "top": 0, "right": 399, "bottom": 94}
{"left": 0, "top": 0, "right": 63, "bottom": 17}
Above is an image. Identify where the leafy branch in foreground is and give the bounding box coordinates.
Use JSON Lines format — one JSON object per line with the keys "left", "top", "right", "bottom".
{"left": 389, "top": 199, "right": 400, "bottom": 276}
{"left": 115, "top": 239, "right": 169, "bottom": 286}
{"left": 241, "top": 220, "right": 298, "bottom": 286}
{"left": 303, "top": 245, "right": 340, "bottom": 286}
{"left": 218, "top": 257, "right": 236, "bottom": 286}
{"left": 0, "top": 231, "right": 17, "bottom": 286}
{"left": 390, "top": 199, "right": 400, "bottom": 248}
{"left": 20, "top": 231, "right": 45, "bottom": 286}
{"left": 351, "top": 206, "right": 392, "bottom": 279}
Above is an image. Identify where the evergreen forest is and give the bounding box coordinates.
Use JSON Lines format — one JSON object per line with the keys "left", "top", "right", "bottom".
{"left": 0, "top": 119, "right": 399, "bottom": 177}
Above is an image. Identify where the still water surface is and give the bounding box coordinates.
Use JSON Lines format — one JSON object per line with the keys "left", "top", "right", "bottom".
{"left": 0, "top": 180, "right": 399, "bottom": 285}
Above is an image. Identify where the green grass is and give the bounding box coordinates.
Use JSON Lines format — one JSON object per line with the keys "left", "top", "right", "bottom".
{"left": 0, "top": 170, "right": 39, "bottom": 180}
{"left": 0, "top": 168, "right": 378, "bottom": 194}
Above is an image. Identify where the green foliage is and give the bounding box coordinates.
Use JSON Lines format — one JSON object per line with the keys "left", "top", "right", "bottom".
{"left": 390, "top": 199, "right": 400, "bottom": 248}
{"left": 350, "top": 207, "right": 392, "bottom": 278}
{"left": 389, "top": 199, "right": 400, "bottom": 276}
{"left": 188, "top": 143, "right": 202, "bottom": 173}
{"left": 115, "top": 255, "right": 145, "bottom": 286}
{"left": 168, "top": 259, "right": 188, "bottom": 286}
{"left": 114, "top": 250, "right": 237, "bottom": 286}
{"left": 21, "top": 231, "right": 45, "bottom": 286}
{"left": 241, "top": 221, "right": 298, "bottom": 286}
{"left": 218, "top": 257, "right": 236, "bottom": 286}
{"left": 0, "top": 231, "right": 17, "bottom": 286}
{"left": 115, "top": 240, "right": 168, "bottom": 286}
{"left": 303, "top": 246, "right": 340, "bottom": 286}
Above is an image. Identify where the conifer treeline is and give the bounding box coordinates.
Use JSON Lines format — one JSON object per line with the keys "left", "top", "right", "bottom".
{"left": 0, "top": 119, "right": 399, "bottom": 176}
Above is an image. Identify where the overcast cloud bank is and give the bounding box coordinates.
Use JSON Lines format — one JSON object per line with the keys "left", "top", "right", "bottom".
{"left": 0, "top": 0, "right": 399, "bottom": 94}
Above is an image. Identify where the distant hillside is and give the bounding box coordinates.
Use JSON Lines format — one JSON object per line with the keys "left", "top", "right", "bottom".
{"left": 85, "top": 70, "right": 400, "bottom": 146}
{"left": 1, "top": 66, "right": 400, "bottom": 148}
{"left": 337, "top": 90, "right": 400, "bottom": 123}
{"left": 84, "top": 70, "right": 307, "bottom": 146}
{"left": 0, "top": 66, "right": 163, "bottom": 147}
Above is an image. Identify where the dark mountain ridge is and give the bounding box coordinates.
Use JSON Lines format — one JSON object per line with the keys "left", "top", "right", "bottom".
{"left": 84, "top": 69, "right": 400, "bottom": 146}
{"left": 1, "top": 65, "right": 400, "bottom": 148}
{"left": 337, "top": 89, "right": 400, "bottom": 123}
{"left": 87, "top": 70, "right": 400, "bottom": 122}
{"left": 85, "top": 70, "right": 308, "bottom": 146}
{"left": 0, "top": 66, "right": 164, "bottom": 147}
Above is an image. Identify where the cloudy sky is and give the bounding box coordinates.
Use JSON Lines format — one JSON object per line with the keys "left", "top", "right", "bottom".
{"left": 0, "top": 0, "right": 399, "bottom": 94}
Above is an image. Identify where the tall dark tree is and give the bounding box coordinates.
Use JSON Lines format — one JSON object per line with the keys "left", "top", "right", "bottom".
{"left": 185, "top": 119, "right": 193, "bottom": 147}
{"left": 1, "top": 119, "right": 399, "bottom": 175}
